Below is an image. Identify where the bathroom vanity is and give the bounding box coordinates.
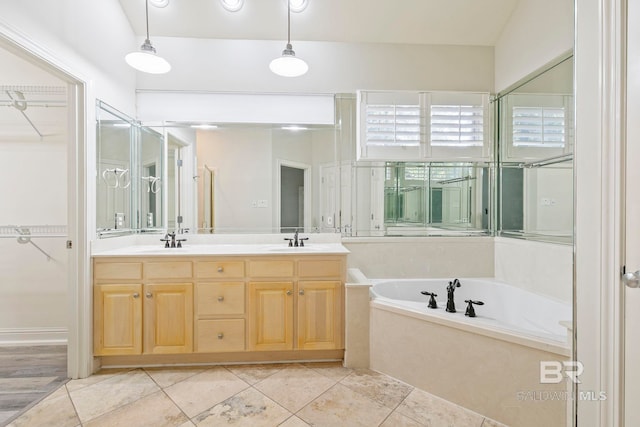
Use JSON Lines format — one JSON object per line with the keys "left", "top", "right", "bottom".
{"left": 92, "top": 243, "right": 348, "bottom": 366}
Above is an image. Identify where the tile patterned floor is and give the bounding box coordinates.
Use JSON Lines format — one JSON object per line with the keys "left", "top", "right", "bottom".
{"left": 6, "top": 363, "right": 508, "bottom": 427}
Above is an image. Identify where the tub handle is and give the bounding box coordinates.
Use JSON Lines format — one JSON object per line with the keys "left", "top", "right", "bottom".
{"left": 464, "top": 300, "right": 484, "bottom": 318}
{"left": 421, "top": 291, "right": 438, "bottom": 309}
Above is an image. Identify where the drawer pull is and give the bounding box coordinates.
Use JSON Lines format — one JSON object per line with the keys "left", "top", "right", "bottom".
{"left": 217, "top": 296, "right": 224, "bottom": 302}
{"left": 217, "top": 267, "right": 224, "bottom": 273}
{"left": 146, "top": 292, "right": 153, "bottom": 298}
{"left": 286, "top": 290, "right": 292, "bottom": 296}
{"left": 299, "top": 289, "right": 305, "bottom": 296}
{"left": 133, "top": 293, "right": 140, "bottom": 298}
{"left": 217, "top": 333, "right": 224, "bottom": 339}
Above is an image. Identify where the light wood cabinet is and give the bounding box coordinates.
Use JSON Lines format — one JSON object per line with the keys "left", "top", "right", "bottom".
{"left": 297, "top": 280, "right": 342, "bottom": 350}
{"left": 94, "top": 253, "right": 345, "bottom": 362}
{"left": 94, "top": 282, "right": 193, "bottom": 356}
{"left": 94, "top": 284, "right": 142, "bottom": 356}
{"left": 144, "top": 283, "right": 193, "bottom": 354}
{"left": 248, "top": 281, "right": 294, "bottom": 351}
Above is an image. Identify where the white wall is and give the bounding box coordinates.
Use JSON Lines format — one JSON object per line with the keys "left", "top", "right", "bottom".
{"left": 494, "top": 0, "right": 574, "bottom": 92}
{"left": 197, "top": 128, "right": 273, "bottom": 231}
{"left": 494, "top": 237, "right": 572, "bottom": 303}
{"left": 0, "top": 0, "right": 137, "bottom": 116}
{"left": 137, "top": 38, "right": 495, "bottom": 94}
{"left": 0, "top": 138, "right": 68, "bottom": 343}
{"left": 524, "top": 167, "right": 573, "bottom": 235}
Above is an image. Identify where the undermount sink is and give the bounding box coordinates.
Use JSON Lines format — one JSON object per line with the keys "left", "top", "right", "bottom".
{"left": 267, "top": 246, "right": 324, "bottom": 252}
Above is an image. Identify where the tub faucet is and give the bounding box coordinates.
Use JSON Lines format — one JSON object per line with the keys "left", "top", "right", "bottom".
{"left": 446, "top": 279, "right": 461, "bottom": 313}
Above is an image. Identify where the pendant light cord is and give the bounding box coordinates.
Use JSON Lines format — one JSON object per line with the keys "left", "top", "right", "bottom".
{"left": 287, "top": 0, "right": 291, "bottom": 45}
{"left": 145, "top": 0, "right": 150, "bottom": 41}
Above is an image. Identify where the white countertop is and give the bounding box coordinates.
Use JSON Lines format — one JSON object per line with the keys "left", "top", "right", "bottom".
{"left": 92, "top": 243, "right": 350, "bottom": 257}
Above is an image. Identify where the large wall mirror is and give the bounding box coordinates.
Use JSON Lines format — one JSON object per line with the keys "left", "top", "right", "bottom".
{"left": 195, "top": 123, "right": 338, "bottom": 234}
{"left": 496, "top": 54, "right": 574, "bottom": 243}
{"left": 96, "top": 101, "right": 164, "bottom": 237}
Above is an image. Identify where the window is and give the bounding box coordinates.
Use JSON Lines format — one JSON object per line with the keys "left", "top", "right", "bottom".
{"left": 365, "top": 104, "right": 420, "bottom": 147}
{"left": 512, "top": 106, "right": 565, "bottom": 148}
{"left": 357, "top": 91, "right": 490, "bottom": 161}
{"left": 430, "top": 104, "right": 484, "bottom": 147}
{"left": 357, "top": 91, "right": 422, "bottom": 160}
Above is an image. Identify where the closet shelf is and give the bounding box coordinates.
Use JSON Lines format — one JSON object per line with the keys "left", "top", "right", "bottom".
{"left": 0, "top": 225, "right": 67, "bottom": 239}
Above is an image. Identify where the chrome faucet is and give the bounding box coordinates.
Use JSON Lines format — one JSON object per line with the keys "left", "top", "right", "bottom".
{"left": 446, "top": 279, "right": 461, "bottom": 313}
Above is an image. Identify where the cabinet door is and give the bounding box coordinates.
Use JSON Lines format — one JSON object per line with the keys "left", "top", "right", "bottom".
{"left": 297, "top": 281, "right": 343, "bottom": 350}
{"left": 144, "top": 283, "right": 193, "bottom": 354}
{"left": 248, "top": 282, "right": 294, "bottom": 351}
{"left": 94, "top": 284, "right": 142, "bottom": 356}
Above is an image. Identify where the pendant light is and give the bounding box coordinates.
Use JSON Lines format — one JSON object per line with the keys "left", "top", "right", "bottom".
{"left": 125, "top": 0, "right": 171, "bottom": 74}
{"left": 269, "top": 0, "right": 308, "bottom": 77}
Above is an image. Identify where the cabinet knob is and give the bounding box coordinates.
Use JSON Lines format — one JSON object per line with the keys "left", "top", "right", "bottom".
{"left": 217, "top": 296, "right": 224, "bottom": 302}
{"left": 286, "top": 290, "right": 292, "bottom": 296}
{"left": 217, "top": 333, "right": 224, "bottom": 339}
{"left": 217, "top": 267, "right": 224, "bottom": 273}
{"left": 146, "top": 292, "right": 153, "bottom": 298}
{"left": 133, "top": 293, "right": 140, "bottom": 298}
{"left": 299, "top": 289, "right": 305, "bottom": 296}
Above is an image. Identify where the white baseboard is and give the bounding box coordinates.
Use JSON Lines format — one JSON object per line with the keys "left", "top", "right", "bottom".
{"left": 0, "top": 327, "right": 68, "bottom": 346}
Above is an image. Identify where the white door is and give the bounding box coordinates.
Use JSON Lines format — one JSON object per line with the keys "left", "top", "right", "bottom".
{"left": 624, "top": 1, "right": 640, "bottom": 423}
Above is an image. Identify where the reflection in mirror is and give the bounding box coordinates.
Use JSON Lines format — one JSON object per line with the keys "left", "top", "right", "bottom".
{"left": 96, "top": 101, "right": 166, "bottom": 237}
{"left": 138, "top": 127, "right": 163, "bottom": 230}
{"left": 351, "top": 162, "right": 491, "bottom": 237}
{"left": 195, "top": 124, "right": 337, "bottom": 234}
{"left": 497, "top": 54, "right": 573, "bottom": 243}
{"left": 96, "top": 102, "right": 133, "bottom": 235}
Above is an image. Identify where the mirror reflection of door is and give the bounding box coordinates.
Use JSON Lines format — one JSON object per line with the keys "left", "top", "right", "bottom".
{"left": 280, "top": 165, "right": 304, "bottom": 233}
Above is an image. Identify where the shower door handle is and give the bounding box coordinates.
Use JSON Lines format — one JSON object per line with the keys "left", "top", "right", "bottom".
{"left": 622, "top": 270, "right": 640, "bottom": 288}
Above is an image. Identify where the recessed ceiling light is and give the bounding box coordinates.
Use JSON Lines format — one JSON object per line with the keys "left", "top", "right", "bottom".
{"left": 220, "top": 0, "right": 244, "bottom": 12}
{"left": 282, "top": 125, "right": 308, "bottom": 131}
{"left": 285, "top": 0, "right": 309, "bottom": 13}
{"left": 191, "top": 124, "right": 219, "bottom": 129}
{"left": 149, "top": 0, "right": 169, "bottom": 8}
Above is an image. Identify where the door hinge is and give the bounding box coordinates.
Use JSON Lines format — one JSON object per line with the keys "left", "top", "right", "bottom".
{"left": 177, "top": 159, "right": 183, "bottom": 167}
{"left": 66, "top": 240, "right": 73, "bottom": 249}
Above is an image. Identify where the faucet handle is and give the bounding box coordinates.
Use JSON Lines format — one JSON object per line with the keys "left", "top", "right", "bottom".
{"left": 176, "top": 238, "right": 187, "bottom": 248}
{"left": 299, "top": 237, "right": 309, "bottom": 247}
{"left": 284, "top": 238, "right": 294, "bottom": 247}
{"left": 464, "top": 300, "right": 484, "bottom": 317}
{"left": 421, "top": 291, "right": 438, "bottom": 309}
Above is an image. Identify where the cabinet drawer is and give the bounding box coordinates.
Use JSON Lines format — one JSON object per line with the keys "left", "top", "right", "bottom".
{"left": 196, "top": 261, "right": 244, "bottom": 279}
{"left": 94, "top": 262, "right": 142, "bottom": 280}
{"left": 197, "top": 282, "right": 245, "bottom": 316}
{"left": 145, "top": 261, "right": 192, "bottom": 279}
{"left": 197, "top": 319, "right": 245, "bottom": 352}
{"left": 248, "top": 260, "right": 294, "bottom": 277}
{"left": 298, "top": 259, "right": 343, "bottom": 278}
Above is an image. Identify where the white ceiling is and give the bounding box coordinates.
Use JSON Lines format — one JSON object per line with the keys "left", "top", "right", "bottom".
{"left": 118, "top": 0, "right": 519, "bottom": 47}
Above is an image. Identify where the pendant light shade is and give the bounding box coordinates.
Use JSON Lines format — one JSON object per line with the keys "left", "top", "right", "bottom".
{"left": 271, "top": 1, "right": 308, "bottom": 77}
{"left": 269, "top": 44, "right": 309, "bottom": 77}
{"left": 126, "top": 0, "right": 171, "bottom": 74}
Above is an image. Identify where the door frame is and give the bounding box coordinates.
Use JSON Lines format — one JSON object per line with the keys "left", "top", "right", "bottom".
{"left": 275, "top": 159, "right": 311, "bottom": 232}
{"left": 0, "top": 23, "right": 91, "bottom": 379}
{"left": 575, "top": 0, "right": 625, "bottom": 425}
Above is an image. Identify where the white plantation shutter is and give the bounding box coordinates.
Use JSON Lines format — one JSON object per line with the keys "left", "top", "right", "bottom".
{"left": 365, "top": 104, "right": 421, "bottom": 147}
{"left": 512, "top": 106, "right": 565, "bottom": 148}
{"left": 430, "top": 104, "right": 484, "bottom": 147}
{"left": 357, "top": 91, "right": 489, "bottom": 160}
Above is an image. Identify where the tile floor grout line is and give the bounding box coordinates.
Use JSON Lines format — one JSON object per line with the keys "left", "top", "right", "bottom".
{"left": 63, "top": 382, "right": 83, "bottom": 427}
